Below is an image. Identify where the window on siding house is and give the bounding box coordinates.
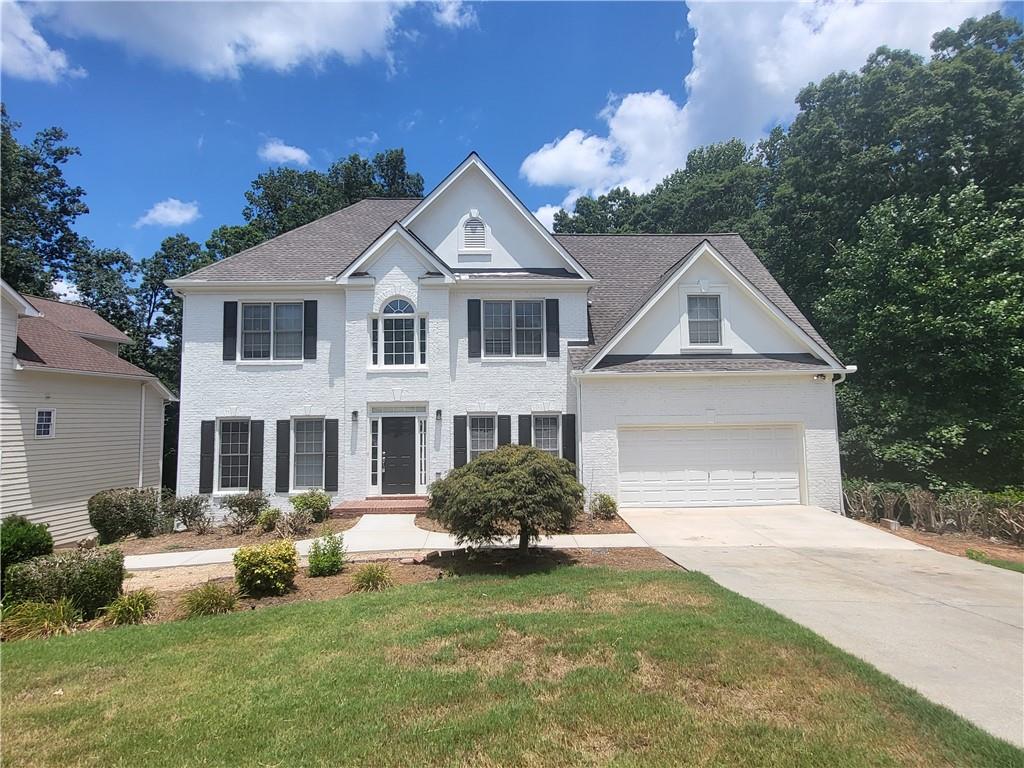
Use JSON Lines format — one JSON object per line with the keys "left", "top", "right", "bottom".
{"left": 687, "top": 295, "right": 721, "bottom": 345}
{"left": 240, "top": 302, "right": 303, "bottom": 360}
{"left": 533, "top": 415, "right": 560, "bottom": 457}
{"left": 293, "top": 418, "right": 324, "bottom": 489}
{"left": 469, "top": 416, "right": 496, "bottom": 461}
{"left": 483, "top": 300, "right": 544, "bottom": 357}
{"left": 463, "top": 216, "right": 486, "bottom": 249}
{"left": 219, "top": 419, "right": 250, "bottom": 490}
{"left": 35, "top": 409, "right": 54, "bottom": 438}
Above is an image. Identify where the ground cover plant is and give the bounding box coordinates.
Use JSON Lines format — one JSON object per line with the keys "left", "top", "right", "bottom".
{"left": 1, "top": 566, "right": 1019, "bottom": 767}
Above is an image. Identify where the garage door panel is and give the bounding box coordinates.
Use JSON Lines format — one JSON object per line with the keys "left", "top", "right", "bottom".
{"left": 617, "top": 425, "right": 801, "bottom": 507}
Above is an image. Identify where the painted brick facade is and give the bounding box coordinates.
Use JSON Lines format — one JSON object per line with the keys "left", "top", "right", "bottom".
{"left": 578, "top": 374, "right": 843, "bottom": 511}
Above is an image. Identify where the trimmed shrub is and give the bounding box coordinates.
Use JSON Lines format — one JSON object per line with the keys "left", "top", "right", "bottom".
{"left": 590, "top": 493, "right": 618, "bottom": 521}
{"left": 181, "top": 582, "right": 238, "bottom": 618}
{"left": 277, "top": 508, "right": 313, "bottom": 539}
{"left": 308, "top": 533, "right": 345, "bottom": 577}
{"left": 0, "top": 516, "right": 53, "bottom": 584}
{"left": 352, "top": 562, "right": 394, "bottom": 592}
{"left": 4, "top": 548, "right": 124, "bottom": 619}
{"left": 234, "top": 540, "right": 298, "bottom": 597}
{"left": 1, "top": 598, "right": 80, "bottom": 641}
{"left": 290, "top": 489, "right": 332, "bottom": 523}
{"left": 173, "top": 494, "right": 213, "bottom": 534}
{"left": 257, "top": 508, "right": 281, "bottom": 533}
{"left": 88, "top": 487, "right": 162, "bottom": 543}
{"left": 104, "top": 589, "right": 156, "bottom": 626}
{"left": 428, "top": 445, "right": 584, "bottom": 550}
{"left": 223, "top": 491, "right": 269, "bottom": 534}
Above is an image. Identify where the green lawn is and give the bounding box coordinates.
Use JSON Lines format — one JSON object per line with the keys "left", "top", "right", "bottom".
{"left": 966, "top": 548, "right": 1024, "bottom": 573}
{"left": 2, "top": 567, "right": 1019, "bottom": 767}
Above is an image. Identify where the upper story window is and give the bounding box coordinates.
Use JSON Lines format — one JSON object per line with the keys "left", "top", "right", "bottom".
{"left": 35, "top": 409, "right": 55, "bottom": 438}
{"left": 241, "top": 302, "right": 303, "bottom": 360}
{"left": 371, "top": 298, "right": 427, "bottom": 368}
{"left": 483, "top": 300, "right": 543, "bottom": 358}
{"left": 687, "top": 294, "right": 721, "bottom": 345}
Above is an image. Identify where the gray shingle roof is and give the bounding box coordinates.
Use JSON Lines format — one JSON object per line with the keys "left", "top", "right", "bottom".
{"left": 25, "top": 295, "right": 131, "bottom": 343}
{"left": 181, "top": 198, "right": 421, "bottom": 282}
{"left": 16, "top": 317, "right": 156, "bottom": 379}
{"left": 584, "top": 353, "right": 832, "bottom": 374}
{"left": 555, "top": 234, "right": 838, "bottom": 368}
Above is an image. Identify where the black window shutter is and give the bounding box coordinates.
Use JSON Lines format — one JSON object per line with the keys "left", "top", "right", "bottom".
{"left": 453, "top": 415, "right": 467, "bottom": 467}
{"left": 467, "top": 299, "right": 481, "bottom": 358}
{"left": 324, "top": 419, "right": 339, "bottom": 492}
{"left": 545, "top": 299, "right": 560, "bottom": 358}
{"left": 497, "top": 415, "right": 511, "bottom": 446}
{"left": 561, "top": 413, "right": 577, "bottom": 468}
{"left": 199, "top": 420, "right": 215, "bottom": 493}
{"left": 518, "top": 415, "right": 532, "bottom": 446}
{"left": 303, "top": 300, "right": 317, "bottom": 360}
{"left": 248, "top": 420, "right": 264, "bottom": 490}
{"left": 222, "top": 302, "right": 238, "bottom": 361}
{"left": 275, "top": 420, "right": 290, "bottom": 493}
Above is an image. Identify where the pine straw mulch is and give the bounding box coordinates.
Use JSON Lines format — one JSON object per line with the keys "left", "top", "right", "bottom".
{"left": 862, "top": 521, "right": 1024, "bottom": 563}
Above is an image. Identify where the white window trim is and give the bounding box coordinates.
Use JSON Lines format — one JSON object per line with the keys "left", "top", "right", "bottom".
{"left": 368, "top": 298, "right": 428, "bottom": 370}
{"left": 291, "top": 416, "right": 326, "bottom": 492}
{"left": 532, "top": 412, "right": 561, "bottom": 458}
{"left": 481, "top": 298, "right": 546, "bottom": 359}
{"left": 679, "top": 283, "right": 732, "bottom": 352}
{"left": 238, "top": 301, "right": 305, "bottom": 363}
{"left": 216, "top": 417, "right": 251, "bottom": 493}
{"left": 467, "top": 413, "right": 498, "bottom": 462}
{"left": 34, "top": 408, "right": 55, "bottom": 439}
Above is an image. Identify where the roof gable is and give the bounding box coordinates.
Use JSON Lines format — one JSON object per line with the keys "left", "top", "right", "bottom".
{"left": 24, "top": 295, "right": 131, "bottom": 343}
{"left": 402, "top": 153, "right": 593, "bottom": 279}
{"left": 337, "top": 223, "right": 455, "bottom": 283}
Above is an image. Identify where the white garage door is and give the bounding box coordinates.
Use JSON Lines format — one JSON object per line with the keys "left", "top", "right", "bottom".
{"left": 618, "top": 425, "right": 802, "bottom": 507}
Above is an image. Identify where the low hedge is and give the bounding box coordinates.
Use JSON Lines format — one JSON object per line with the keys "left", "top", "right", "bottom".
{"left": 4, "top": 548, "right": 125, "bottom": 619}
{"left": 0, "top": 516, "right": 53, "bottom": 584}
{"left": 88, "top": 487, "right": 167, "bottom": 543}
{"left": 234, "top": 540, "right": 297, "bottom": 597}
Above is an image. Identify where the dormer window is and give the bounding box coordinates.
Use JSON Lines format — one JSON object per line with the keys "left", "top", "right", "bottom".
{"left": 460, "top": 210, "right": 488, "bottom": 252}
{"left": 687, "top": 294, "right": 721, "bottom": 345}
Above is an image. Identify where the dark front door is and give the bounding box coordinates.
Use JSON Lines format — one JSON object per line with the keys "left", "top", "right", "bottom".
{"left": 381, "top": 417, "right": 416, "bottom": 494}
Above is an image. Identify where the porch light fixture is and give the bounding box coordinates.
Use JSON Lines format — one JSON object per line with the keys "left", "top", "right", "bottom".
{"left": 813, "top": 374, "right": 827, "bottom": 381}
{"left": 435, "top": 409, "right": 442, "bottom": 421}
{"left": 351, "top": 410, "right": 359, "bottom": 421}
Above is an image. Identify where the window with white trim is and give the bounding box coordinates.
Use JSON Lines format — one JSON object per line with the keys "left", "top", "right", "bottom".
{"left": 293, "top": 418, "right": 324, "bottom": 489}
{"left": 371, "top": 298, "right": 427, "bottom": 367}
{"left": 469, "top": 415, "right": 496, "bottom": 461}
{"left": 240, "top": 302, "right": 303, "bottom": 360}
{"left": 218, "top": 419, "right": 250, "bottom": 490}
{"left": 687, "top": 295, "right": 721, "bottom": 345}
{"left": 35, "top": 409, "right": 54, "bottom": 438}
{"left": 533, "top": 415, "right": 560, "bottom": 457}
{"left": 483, "top": 300, "right": 544, "bottom": 358}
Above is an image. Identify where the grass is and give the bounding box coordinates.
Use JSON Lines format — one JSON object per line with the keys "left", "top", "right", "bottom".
{"left": 2, "top": 567, "right": 1020, "bottom": 767}
{"left": 966, "top": 548, "right": 1024, "bottom": 573}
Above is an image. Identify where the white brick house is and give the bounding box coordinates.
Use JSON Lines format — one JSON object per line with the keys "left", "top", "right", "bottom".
{"left": 169, "top": 153, "right": 852, "bottom": 514}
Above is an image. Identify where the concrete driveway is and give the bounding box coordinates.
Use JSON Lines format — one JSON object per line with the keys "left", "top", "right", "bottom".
{"left": 620, "top": 505, "right": 1024, "bottom": 746}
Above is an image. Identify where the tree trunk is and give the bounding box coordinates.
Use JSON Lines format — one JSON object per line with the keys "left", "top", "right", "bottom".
{"left": 518, "top": 523, "right": 530, "bottom": 551}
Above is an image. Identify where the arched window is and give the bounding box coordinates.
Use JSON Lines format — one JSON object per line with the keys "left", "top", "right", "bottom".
{"left": 463, "top": 216, "right": 486, "bottom": 249}
{"left": 383, "top": 298, "right": 414, "bottom": 314}
{"left": 377, "top": 298, "right": 418, "bottom": 366}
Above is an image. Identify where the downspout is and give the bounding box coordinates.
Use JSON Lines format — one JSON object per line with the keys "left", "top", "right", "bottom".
{"left": 138, "top": 382, "right": 146, "bottom": 488}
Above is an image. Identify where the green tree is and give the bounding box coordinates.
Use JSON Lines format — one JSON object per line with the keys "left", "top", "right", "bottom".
{"left": 204, "top": 223, "right": 266, "bottom": 261}
{"left": 0, "top": 105, "right": 89, "bottom": 295}
{"left": 818, "top": 185, "right": 1024, "bottom": 488}
{"left": 427, "top": 445, "right": 584, "bottom": 550}
{"left": 68, "top": 246, "right": 138, "bottom": 335}
{"left": 553, "top": 187, "right": 641, "bottom": 234}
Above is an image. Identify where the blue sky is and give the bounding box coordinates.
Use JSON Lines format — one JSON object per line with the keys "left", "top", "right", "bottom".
{"left": 1, "top": 1, "right": 1013, "bottom": 268}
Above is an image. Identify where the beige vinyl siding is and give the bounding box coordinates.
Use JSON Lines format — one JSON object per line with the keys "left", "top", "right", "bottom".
{"left": 0, "top": 331, "right": 166, "bottom": 544}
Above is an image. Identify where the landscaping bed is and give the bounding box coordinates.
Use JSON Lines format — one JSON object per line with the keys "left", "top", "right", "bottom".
{"left": 864, "top": 521, "right": 1024, "bottom": 564}
{"left": 97, "top": 517, "right": 359, "bottom": 556}
{"left": 3, "top": 562, "right": 1018, "bottom": 767}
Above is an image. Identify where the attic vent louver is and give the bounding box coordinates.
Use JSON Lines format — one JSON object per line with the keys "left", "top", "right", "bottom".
{"left": 463, "top": 216, "right": 486, "bottom": 249}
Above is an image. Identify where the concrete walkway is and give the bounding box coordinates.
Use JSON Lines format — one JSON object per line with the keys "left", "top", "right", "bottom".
{"left": 620, "top": 505, "right": 1024, "bottom": 747}
{"left": 123, "top": 514, "right": 647, "bottom": 571}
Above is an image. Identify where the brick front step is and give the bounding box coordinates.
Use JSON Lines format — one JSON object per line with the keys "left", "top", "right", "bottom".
{"left": 330, "top": 496, "right": 428, "bottom": 516}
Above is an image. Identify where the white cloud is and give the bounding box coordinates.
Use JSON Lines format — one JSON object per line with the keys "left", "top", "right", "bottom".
{"left": 258, "top": 139, "right": 311, "bottom": 166}
{"left": 533, "top": 205, "right": 562, "bottom": 233}
{"left": 52, "top": 279, "right": 81, "bottom": 302}
{"left": 433, "top": 1, "right": 477, "bottom": 30}
{"left": 134, "top": 198, "right": 201, "bottom": 228}
{"left": 1, "top": 2, "right": 86, "bottom": 82}
{"left": 522, "top": 0, "right": 1000, "bottom": 215}
{"left": 351, "top": 131, "right": 381, "bottom": 147}
{"left": 31, "top": 1, "right": 415, "bottom": 80}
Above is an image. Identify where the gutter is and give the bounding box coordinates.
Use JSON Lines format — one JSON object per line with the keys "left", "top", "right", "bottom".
{"left": 572, "top": 367, "right": 850, "bottom": 380}
{"left": 12, "top": 361, "right": 177, "bottom": 401}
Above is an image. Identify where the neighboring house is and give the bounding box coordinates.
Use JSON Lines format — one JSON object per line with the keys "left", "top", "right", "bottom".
{"left": 169, "top": 153, "right": 852, "bottom": 515}
{"left": 0, "top": 280, "right": 174, "bottom": 544}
